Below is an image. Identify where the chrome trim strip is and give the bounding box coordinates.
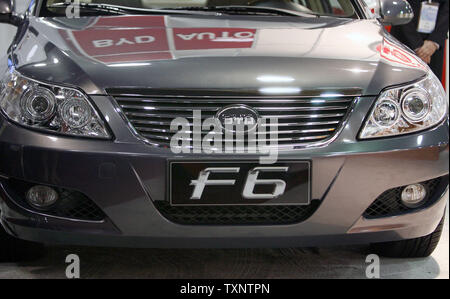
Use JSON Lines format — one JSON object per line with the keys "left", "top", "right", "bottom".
{"left": 143, "top": 134, "right": 331, "bottom": 142}
{"left": 262, "top": 120, "right": 341, "bottom": 127}
{"left": 124, "top": 111, "right": 346, "bottom": 119}
{"left": 260, "top": 113, "right": 346, "bottom": 119}
{"left": 119, "top": 104, "right": 349, "bottom": 112}
{"left": 127, "top": 119, "right": 341, "bottom": 127}
{"left": 115, "top": 97, "right": 356, "bottom": 103}
{"left": 124, "top": 112, "right": 199, "bottom": 118}
{"left": 136, "top": 127, "right": 336, "bottom": 135}
{"left": 108, "top": 91, "right": 363, "bottom": 99}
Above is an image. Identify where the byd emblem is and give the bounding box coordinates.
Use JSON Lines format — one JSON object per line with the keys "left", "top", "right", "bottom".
{"left": 215, "top": 105, "right": 259, "bottom": 133}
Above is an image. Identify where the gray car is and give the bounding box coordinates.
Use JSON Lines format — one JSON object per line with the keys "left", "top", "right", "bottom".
{"left": 0, "top": 0, "right": 448, "bottom": 262}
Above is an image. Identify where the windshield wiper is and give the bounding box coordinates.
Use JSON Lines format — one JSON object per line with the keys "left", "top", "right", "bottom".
{"left": 49, "top": 2, "right": 128, "bottom": 14}
{"left": 48, "top": 3, "right": 318, "bottom": 17}
{"left": 47, "top": 2, "right": 211, "bottom": 16}
{"left": 162, "top": 5, "right": 319, "bottom": 17}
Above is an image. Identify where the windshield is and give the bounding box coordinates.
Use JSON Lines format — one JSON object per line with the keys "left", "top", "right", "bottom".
{"left": 42, "top": 0, "right": 358, "bottom": 18}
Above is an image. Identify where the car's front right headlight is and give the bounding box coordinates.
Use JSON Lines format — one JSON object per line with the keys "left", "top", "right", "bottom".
{"left": 359, "top": 72, "right": 448, "bottom": 139}
{"left": 0, "top": 70, "right": 111, "bottom": 139}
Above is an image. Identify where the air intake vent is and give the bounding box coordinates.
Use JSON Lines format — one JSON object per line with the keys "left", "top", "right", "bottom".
{"left": 154, "top": 200, "right": 321, "bottom": 225}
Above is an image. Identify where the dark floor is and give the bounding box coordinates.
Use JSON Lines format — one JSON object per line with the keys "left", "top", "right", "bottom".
{"left": 0, "top": 205, "right": 448, "bottom": 279}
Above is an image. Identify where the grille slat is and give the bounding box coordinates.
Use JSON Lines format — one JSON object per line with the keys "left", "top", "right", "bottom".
{"left": 262, "top": 120, "right": 341, "bottom": 127}
{"left": 121, "top": 104, "right": 221, "bottom": 111}
{"left": 121, "top": 104, "right": 348, "bottom": 112}
{"left": 125, "top": 112, "right": 345, "bottom": 119}
{"left": 256, "top": 106, "right": 349, "bottom": 111}
{"left": 128, "top": 119, "right": 175, "bottom": 126}
{"left": 128, "top": 119, "right": 341, "bottom": 127}
{"left": 116, "top": 97, "right": 354, "bottom": 104}
{"left": 116, "top": 96, "right": 354, "bottom": 148}
{"left": 124, "top": 112, "right": 207, "bottom": 119}
{"left": 142, "top": 134, "right": 332, "bottom": 142}
{"left": 260, "top": 113, "right": 346, "bottom": 119}
{"left": 135, "top": 126, "right": 336, "bottom": 135}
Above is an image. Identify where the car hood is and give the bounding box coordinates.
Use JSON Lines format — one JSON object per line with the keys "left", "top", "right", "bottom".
{"left": 12, "top": 15, "right": 428, "bottom": 96}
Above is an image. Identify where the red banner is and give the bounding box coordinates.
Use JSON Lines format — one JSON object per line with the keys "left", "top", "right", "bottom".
{"left": 63, "top": 16, "right": 257, "bottom": 64}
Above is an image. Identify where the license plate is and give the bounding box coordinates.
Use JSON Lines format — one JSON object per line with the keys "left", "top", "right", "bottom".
{"left": 168, "top": 160, "right": 311, "bottom": 206}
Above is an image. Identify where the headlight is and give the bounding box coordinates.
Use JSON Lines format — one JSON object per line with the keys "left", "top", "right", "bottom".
{"left": 360, "top": 73, "right": 448, "bottom": 139}
{"left": 0, "top": 71, "right": 110, "bottom": 138}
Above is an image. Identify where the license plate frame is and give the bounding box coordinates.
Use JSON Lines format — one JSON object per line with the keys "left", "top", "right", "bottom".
{"left": 168, "top": 160, "right": 311, "bottom": 206}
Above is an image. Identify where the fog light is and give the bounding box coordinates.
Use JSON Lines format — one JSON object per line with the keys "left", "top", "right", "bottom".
{"left": 401, "top": 184, "right": 427, "bottom": 208}
{"left": 26, "top": 185, "right": 59, "bottom": 210}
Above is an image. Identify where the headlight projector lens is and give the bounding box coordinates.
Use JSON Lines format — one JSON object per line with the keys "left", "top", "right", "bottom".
{"left": 20, "top": 87, "right": 56, "bottom": 123}
{"left": 372, "top": 99, "right": 400, "bottom": 127}
{"left": 26, "top": 185, "right": 59, "bottom": 210}
{"left": 401, "top": 184, "right": 427, "bottom": 208}
{"left": 401, "top": 88, "right": 431, "bottom": 122}
{"left": 60, "top": 99, "right": 91, "bottom": 128}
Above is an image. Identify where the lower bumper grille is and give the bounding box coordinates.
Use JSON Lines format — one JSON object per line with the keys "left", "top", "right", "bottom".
{"left": 154, "top": 200, "right": 320, "bottom": 225}
{"left": 364, "top": 175, "right": 448, "bottom": 219}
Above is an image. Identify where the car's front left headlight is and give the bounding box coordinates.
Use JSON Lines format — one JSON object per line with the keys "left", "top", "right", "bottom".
{"left": 0, "top": 71, "right": 111, "bottom": 138}
{"left": 360, "top": 72, "right": 448, "bottom": 139}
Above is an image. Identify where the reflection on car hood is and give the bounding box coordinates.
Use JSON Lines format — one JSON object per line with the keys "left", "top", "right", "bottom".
{"left": 12, "top": 15, "right": 428, "bottom": 96}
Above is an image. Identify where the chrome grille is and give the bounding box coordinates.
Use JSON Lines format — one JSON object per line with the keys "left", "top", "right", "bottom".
{"left": 115, "top": 96, "right": 354, "bottom": 147}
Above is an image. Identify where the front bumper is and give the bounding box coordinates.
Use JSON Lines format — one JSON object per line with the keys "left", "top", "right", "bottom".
{"left": 0, "top": 95, "right": 448, "bottom": 248}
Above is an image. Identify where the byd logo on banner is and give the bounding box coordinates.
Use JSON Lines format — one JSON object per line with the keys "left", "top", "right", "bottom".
{"left": 66, "top": 16, "right": 172, "bottom": 63}
{"left": 72, "top": 28, "right": 169, "bottom": 56}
